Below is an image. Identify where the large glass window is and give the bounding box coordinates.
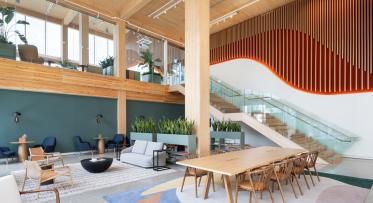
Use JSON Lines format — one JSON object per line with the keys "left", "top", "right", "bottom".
{"left": 89, "top": 33, "right": 113, "bottom": 66}
{"left": 45, "top": 22, "right": 61, "bottom": 58}
{"left": 25, "top": 16, "right": 46, "bottom": 55}
{"left": 68, "top": 28, "right": 79, "bottom": 62}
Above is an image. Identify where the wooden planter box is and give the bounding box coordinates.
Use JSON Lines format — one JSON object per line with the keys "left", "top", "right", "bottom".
{"left": 130, "top": 132, "right": 156, "bottom": 142}
{"left": 0, "top": 42, "right": 16, "bottom": 60}
{"left": 210, "top": 131, "right": 245, "bottom": 149}
{"left": 157, "top": 133, "right": 196, "bottom": 154}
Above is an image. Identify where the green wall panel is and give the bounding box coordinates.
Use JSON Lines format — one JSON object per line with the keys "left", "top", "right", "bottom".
{"left": 0, "top": 90, "right": 185, "bottom": 153}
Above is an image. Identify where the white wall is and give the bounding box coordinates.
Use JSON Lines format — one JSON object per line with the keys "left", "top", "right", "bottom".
{"left": 211, "top": 59, "right": 373, "bottom": 159}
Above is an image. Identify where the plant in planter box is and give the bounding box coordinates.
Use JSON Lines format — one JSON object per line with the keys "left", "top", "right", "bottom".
{"left": 211, "top": 120, "right": 244, "bottom": 149}
{"left": 130, "top": 117, "right": 157, "bottom": 142}
{"left": 0, "top": 7, "right": 29, "bottom": 59}
{"left": 139, "top": 49, "right": 163, "bottom": 83}
{"left": 158, "top": 118, "right": 196, "bottom": 153}
{"left": 99, "top": 56, "right": 114, "bottom": 76}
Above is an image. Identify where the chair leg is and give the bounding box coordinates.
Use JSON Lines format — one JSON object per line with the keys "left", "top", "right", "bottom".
{"left": 260, "top": 191, "right": 263, "bottom": 199}
{"left": 21, "top": 177, "right": 27, "bottom": 192}
{"left": 289, "top": 177, "right": 298, "bottom": 199}
{"left": 268, "top": 188, "right": 274, "bottom": 203}
{"left": 180, "top": 168, "right": 188, "bottom": 192}
{"left": 234, "top": 189, "right": 239, "bottom": 203}
{"left": 277, "top": 180, "right": 286, "bottom": 203}
{"left": 252, "top": 190, "right": 259, "bottom": 203}
{"left": 314, "top": 166, "right": 321, "bottom": 182}
{"left": 194, "top": 174, "right": 198, "bottom": 198}
{"left": 293, "top": 174, "right": 303, "bottom": 196}
{"left": 302, "top": 172, "right": 310, "bottom": 189}
{"left": 250, "top": 191, "right": 252, "bottom": 203}
{"left": 198, "top": 176, "right": 202, "bottom": 187}
{"left": 212, "top": 173, "right": 215, "bottom": 192}
{"left": 307, "top": 169, "right": 315, "bottom": 186}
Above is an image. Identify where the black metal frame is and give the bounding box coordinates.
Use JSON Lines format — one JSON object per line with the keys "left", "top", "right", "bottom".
{"left": 152, "top": 149, "right": 170, "bottom": 171}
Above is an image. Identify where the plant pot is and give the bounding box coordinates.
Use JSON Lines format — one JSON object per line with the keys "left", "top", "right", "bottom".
{"left": 157, "top": 133, "right": 196, "bottom": 154}
{"left": 130, "top": 132, "right": 156, "bottom": 142}
{"left": 103, "top": 66, "right": 113, "bottom": 76}
{"left": 0, "top": 42, "right": 16, "bottom": 60}
{"left": 141, "top": 73, "right": 162, "bottom": 84}
{"left": 210, "top": 131, "right": 245, "bottom": 149}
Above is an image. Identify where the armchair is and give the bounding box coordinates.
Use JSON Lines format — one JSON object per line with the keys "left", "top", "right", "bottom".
{"left": 33, "top": 136, "right": 56, "bottom": 153}
{"left": 74, "top": 136, "right": 94, "bottom": 154}
{"left": 0, "top": 175, "right": 60, "bottom": 203}
{"left": 18, "top": 45, "right": 44, "bottom": 64}
{"left": 29, "top": 147, "right": 64, "bottom": 166}
{"left": 0, "top": 147, "right": 16, "bottom": 165}
{"left": 107, "top": 134, "right": 125, "bottom": 149}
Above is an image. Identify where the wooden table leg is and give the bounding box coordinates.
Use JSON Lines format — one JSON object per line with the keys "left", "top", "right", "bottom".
{"left": 18, "top": 143, "right": 28, "bottom": 162}
{"left": 223, "top": 175, "right": 234, "bottom": 203}
{"left": 203, "top": 172, "right": 213, "bottom": 199}
{"left": 98, "top": 139, "right": 105, "bottom": 154}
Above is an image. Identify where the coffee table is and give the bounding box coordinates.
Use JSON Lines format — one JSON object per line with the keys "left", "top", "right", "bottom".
{"left": 81, "top": 158, "right": 113, "bottom": 173}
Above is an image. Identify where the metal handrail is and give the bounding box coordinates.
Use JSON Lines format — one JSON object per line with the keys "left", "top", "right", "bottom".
{"left": 210, "top": 77, "right": 358, "bottom": 142}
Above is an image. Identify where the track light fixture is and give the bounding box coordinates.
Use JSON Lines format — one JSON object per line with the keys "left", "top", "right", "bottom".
{"left": 148, "top": 0, "right": 184, "bottom": 19}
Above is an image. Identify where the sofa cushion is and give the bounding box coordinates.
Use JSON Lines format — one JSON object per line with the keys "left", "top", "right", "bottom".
{"left": 144, "top": 142, "right": 164, "bottom": 156}
{"left": 120, "top": 153, "right": 153, "bottom": 168}
{"left": 132, "top": 140, "right": 148, "bottom": 154}
{"left": 0, "top": 175, "right": 22, "bottom": 203}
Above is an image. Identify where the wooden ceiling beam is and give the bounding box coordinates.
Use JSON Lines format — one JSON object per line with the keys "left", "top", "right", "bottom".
{"left": 119, "top": 0, "right": 153, "bottom": 20}
{"left": 63, "top": 9, "right": 77, "bottom": 25}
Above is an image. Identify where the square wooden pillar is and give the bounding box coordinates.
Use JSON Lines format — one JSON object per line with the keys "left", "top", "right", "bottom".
{"left": 185, "top": 0, "right": 210, "bottom": 156}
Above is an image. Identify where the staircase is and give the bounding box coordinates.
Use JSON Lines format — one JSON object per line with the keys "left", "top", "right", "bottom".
{"left": 169, "top": 78, "right": 358, "bottom": 165}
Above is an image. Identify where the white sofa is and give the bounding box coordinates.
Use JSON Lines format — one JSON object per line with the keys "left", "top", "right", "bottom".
{"left": 120, "top": 140, "right": 167, "bottom": 168}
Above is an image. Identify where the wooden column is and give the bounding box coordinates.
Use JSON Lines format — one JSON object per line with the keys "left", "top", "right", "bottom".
{"left": 185, "top": 0, "right": 210, "bottom": 156}
{"left": 114, "top": 20, "right": 127, "bottom": 135}
{"left": 61, "top": 24, "right": 68, "bottom": 61}
{"left": 79, "top": 13, "right": 89, "bottom": 65}
{"left": 113, "top": 20, "right": 126, "bottom": 78}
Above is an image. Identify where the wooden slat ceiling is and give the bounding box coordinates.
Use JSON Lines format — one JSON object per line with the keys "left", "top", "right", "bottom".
{"left": 3, "top": 0, "right": 295, "bottom": 44}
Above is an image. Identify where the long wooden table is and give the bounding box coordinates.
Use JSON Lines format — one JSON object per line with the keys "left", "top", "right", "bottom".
{"left": 177, "top": 146, "right": 306, "bottom": 203}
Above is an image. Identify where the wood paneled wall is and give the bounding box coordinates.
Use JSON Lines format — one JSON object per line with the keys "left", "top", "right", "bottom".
{"left": 210, "top": 0, "right": 373, "bottom": 94}
{"left": 0, "top": 58, "right": 184, "bottom": 104}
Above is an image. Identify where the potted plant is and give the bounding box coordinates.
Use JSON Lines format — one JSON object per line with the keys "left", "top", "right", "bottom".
{"left": 99, "top": 56, "right": 114, "bottom": 76}
{"left": 139, "top": 49, "right": 162, "bottom": 84}
{"left": 0, "top": 7, "right": 29, "bottom": 59}
{"left": 211, "top": 120, "right": 245, "bottom": 149}
{"left": 59, "top": 59, "right": 77, "bottom": 70}
{"left": 157, "top": 118, "right": 196, "bottom": 153}
{"left": 130, "top": 117, "right": 157, "bottom": 142}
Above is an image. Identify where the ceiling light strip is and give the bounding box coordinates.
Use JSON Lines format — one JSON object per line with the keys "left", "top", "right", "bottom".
{"left": 209, "top": 0, "right": 260, "bottom": 26}
{"left": 152, "top": 0, "right": 184, "bottom": 19}
{"left": 148, "top": 0, "right": 176, "bottom": 18}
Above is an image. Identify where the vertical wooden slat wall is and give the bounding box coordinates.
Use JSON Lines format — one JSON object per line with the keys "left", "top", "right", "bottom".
{"left": 210, "top": 0, "right": 373, "bottom": 94}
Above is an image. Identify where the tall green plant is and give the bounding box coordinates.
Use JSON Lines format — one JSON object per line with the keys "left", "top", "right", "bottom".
{"left": 139, "top": 49, "right": 154, "bottom": 74}
{"left": 99, "top": 56, "right": 114, "bottom": 69}
{"left": 159, "top": 118, "right": 194, "bottom": 135}
{"left": 0, "top": 7, "right": 29, "bottom": 44}
{"left": 131, "top": 117, "right": 156, "bottom": 133}
{"left": 212, "top": 120, "right": 241, "bottom": 132}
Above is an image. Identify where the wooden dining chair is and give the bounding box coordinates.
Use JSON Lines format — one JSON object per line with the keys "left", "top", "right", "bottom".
{"left": 270, "top": 158, "right": 298, "bottom": 202}
{"left": 180, "top": 154, "right": 215, "bottom": 198}
{"left": 304, "top": 151, "right": 320, "bottom": 186}
{"left": 22, "top": 160, "right": 73, "bottom": 196}
{"left": 235, "top": 165, "right": 274, "bottom": 203}
{"left": 291, "top": 153, "right": 310, "bottom": 196}
{"left": 29, "top": 147, "right": 64, "bottom": 166}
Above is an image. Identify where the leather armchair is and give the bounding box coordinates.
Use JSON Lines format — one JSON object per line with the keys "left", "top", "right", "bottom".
{"left": 33, "top": 136, "right": 56, "bottom": 153}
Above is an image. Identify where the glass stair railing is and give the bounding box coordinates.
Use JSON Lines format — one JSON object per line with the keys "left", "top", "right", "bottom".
{"left": 210, "top": 77, "right": 359, "bottom": 163}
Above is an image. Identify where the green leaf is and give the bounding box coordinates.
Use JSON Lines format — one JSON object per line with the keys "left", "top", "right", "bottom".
{"left": 4, "top": 12, "right": 14, "bottom": 24}
{"left": 16, "top": 20, "right": 29, "bottom": 25}
{"left": 15, "top": 30, "right": 27, "bottom": 44}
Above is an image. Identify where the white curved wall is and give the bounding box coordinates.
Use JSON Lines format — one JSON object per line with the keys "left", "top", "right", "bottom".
{"left": 211, "top": 59, "right": 373, "bottom": 159}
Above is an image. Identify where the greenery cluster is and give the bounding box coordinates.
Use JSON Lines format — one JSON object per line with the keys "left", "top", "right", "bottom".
{"left": 59, "top": 60, "right": 76, "bottom": 70}
{"left": 158, "top": 118, "right": 194, "bottom": 135}
{"left": 139, "top": 49, "right": 162, "bottom": 77}
{"left": 131, "top": 117, "right": 156, "bottom": 133}
{"left": 212, "top": 120, "right": 241, "bottom": 132}
{"left": 99, "top": 56, "right": 114, "bottom": 69}
{"left": 0, "top": 7, "right": 29, "bottom": 44}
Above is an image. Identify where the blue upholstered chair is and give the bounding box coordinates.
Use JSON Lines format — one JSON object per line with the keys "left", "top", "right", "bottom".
{"left": 33, "top": 136, "right": 56, "bottom": 153}
{"left": 74, "top": 136, "right": 94, "bottom": 154}
{"left": 0, "top": 147, "right": 16, "bottom": 165}
{"left": 107, "top": 134, "right": 125, "bottom": 150}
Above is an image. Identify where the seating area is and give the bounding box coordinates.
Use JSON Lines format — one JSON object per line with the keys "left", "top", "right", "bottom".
{"left": 0, "top": 0, "right": 372, "bottom": 203}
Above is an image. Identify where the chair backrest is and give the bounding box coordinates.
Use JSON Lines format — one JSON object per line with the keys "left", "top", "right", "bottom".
{"left": 29, "top": 147, "right": 45, "bottom": 161}
{"left": 18, "top": 45, "right": 39, "bottom": 62}
{"left": 42, "top": 136, "right": 56, "bottom": 152}
{"left": 305, "top": 151, "right": 318, "bottom": 168}
{"left": 0, "top": 175, "right": 22, "bottom": 203}
{"left": 273, "top": 159, "right": 293, "bottom": 178}
{"left": 292, "top": 153, "right": 308, "bottom": 171}
{"left": 24, "top": 160, "right": 42, "bottom": 180}
{"left": 0, "top": 147, "right": 10, "bottom": 152}
{"left": 245, "top": 165, "right": 274, "bottom": 188}
{"left": 113, "top": 134, "right": 125, "bottom": 144}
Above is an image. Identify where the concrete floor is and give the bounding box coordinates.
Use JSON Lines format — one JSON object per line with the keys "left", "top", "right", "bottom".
{"left": 1, "top": 154, "right": 372, "bottom": 203}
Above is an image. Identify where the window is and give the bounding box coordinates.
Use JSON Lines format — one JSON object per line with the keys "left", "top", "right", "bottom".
{"left": 89, "top": 33, "right": 113, "bottom": 66}
{"left": 68, "top": 28, "right": 79, "bottom": 61}
{"left": 46, "top": 22, "right": 61, "bottom": 58}
{"left": 25, "top": 16, "right": 46, "bottom": 55}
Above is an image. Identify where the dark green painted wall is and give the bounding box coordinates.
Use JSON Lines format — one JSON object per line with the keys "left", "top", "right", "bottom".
{"left": 126, "top": 100, "right": 185, "bottom": 136}
{"left": 0, "top": 89, "right": 184, "bottom": 153}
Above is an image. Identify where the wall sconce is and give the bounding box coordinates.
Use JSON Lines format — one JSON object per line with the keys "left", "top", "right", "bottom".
{"left": 96, "top": 114, "right": 103, "bottom": 124}
{"left": 14, "top": 112, "right": 21, "bottom": 123}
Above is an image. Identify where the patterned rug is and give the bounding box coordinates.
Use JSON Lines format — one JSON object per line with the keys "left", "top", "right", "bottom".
{"left": 104, "top": 174, "right": 370, "bottom": 203}
{"left": 11, "top": 160, "right": 176, "bottom": 203}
